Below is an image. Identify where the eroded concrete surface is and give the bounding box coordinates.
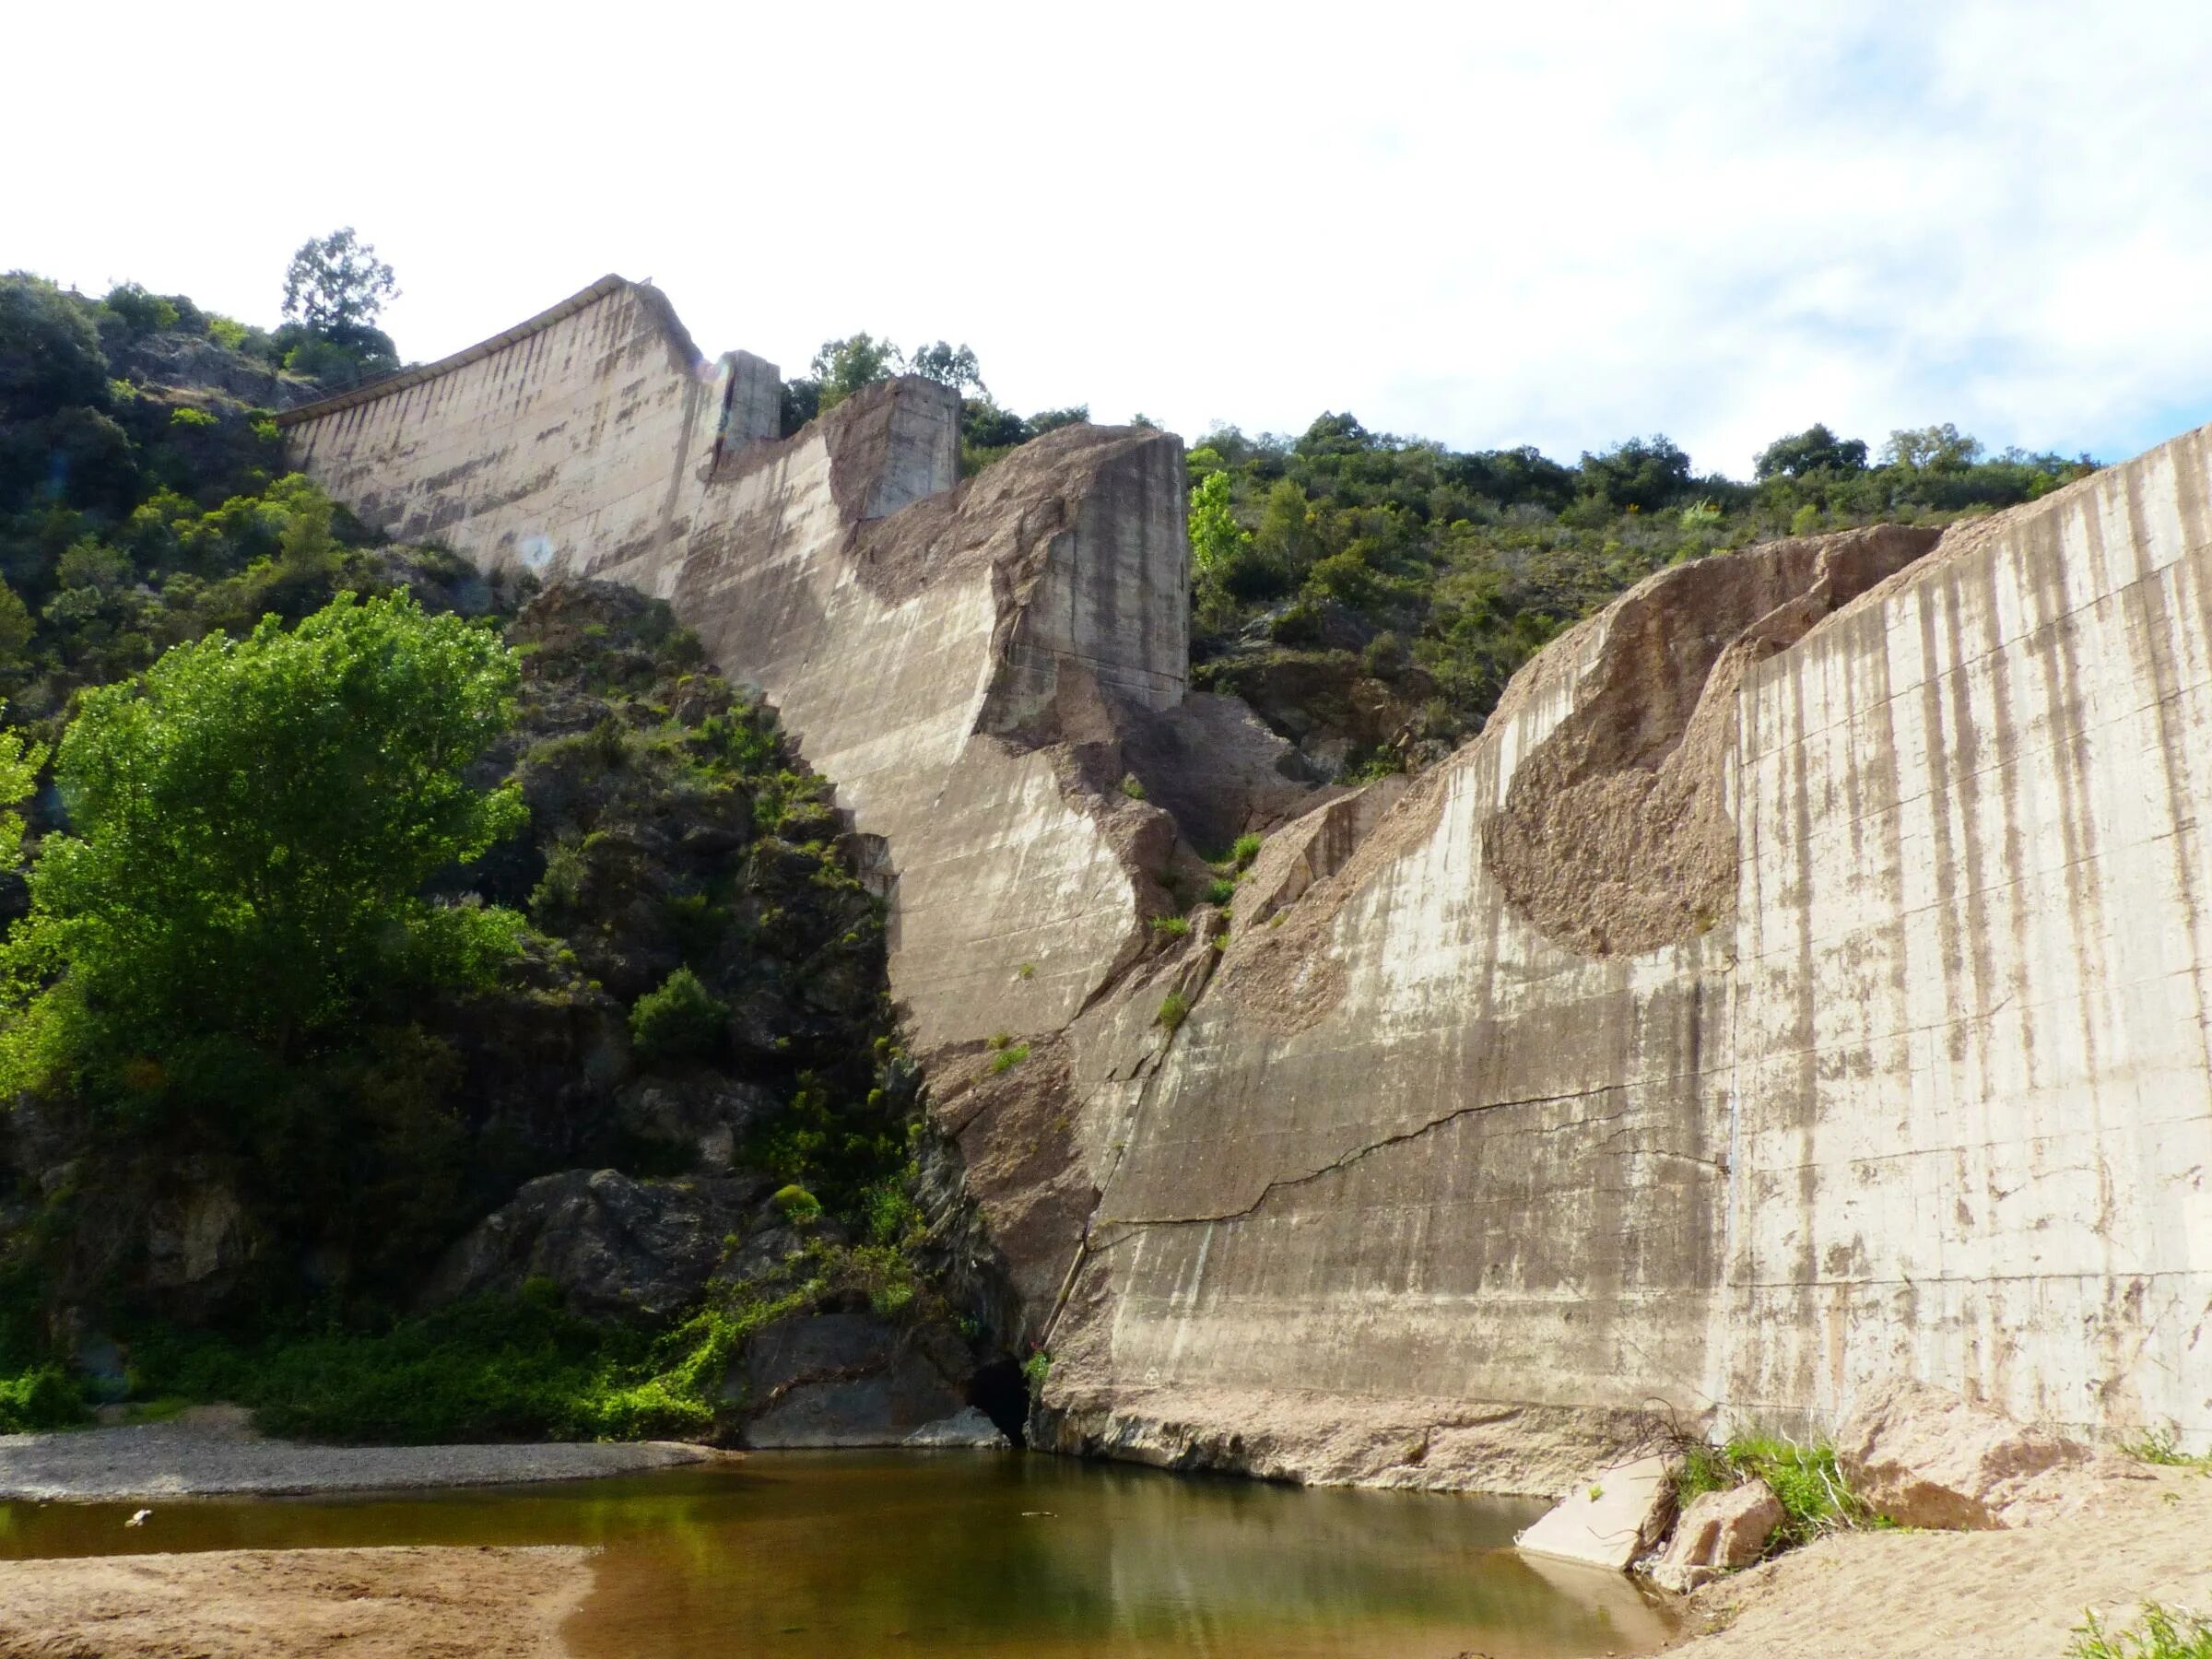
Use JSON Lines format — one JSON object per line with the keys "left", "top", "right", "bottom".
{"left": 282, "top": 278, "right": 2212, "bottom": 1491}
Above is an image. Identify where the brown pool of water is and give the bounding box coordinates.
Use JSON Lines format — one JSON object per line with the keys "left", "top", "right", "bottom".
{"left": 0, "top": 1449, "right": 1676, "bottom": 1657}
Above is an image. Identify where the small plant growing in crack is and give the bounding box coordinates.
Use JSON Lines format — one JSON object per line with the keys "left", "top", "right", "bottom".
{"left": 991, "top": 1043, "right": 1030, "bottom": 1075}
{"left": 1157, "top": 991, "right": 1191, "bottom": 1031}
{"left": 1153, "top": 915, "right": 1190, "bottom": 937}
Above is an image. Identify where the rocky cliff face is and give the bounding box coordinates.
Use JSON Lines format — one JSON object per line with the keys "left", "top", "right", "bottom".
{"left": 282, "top": 279, "right": 2212, "bottom": 1485}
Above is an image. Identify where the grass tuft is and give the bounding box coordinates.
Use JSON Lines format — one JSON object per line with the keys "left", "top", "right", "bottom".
{"left": 1673, "top": 1431, "right": 1883, "bottom": 1552}
{"left": 2122, "top": 1425, "right": 2212, "bottom": 1471}
{"left": 2070, "top": 1605, "right": 2212, "bottom": 1659}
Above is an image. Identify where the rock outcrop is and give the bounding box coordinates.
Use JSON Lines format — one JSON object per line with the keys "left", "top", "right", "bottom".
{"left": 284, "top": 276, "right": 2212, "bottom": 1488}
{"left": 1647, "top": 1479, "right": 1784, "bottom": 1592}
{"left": 1835, "top": 1379, "right": 2105, "bottom": 1531}
{"left": 420, "top": 1170, "right": 778, "bottom": 1324}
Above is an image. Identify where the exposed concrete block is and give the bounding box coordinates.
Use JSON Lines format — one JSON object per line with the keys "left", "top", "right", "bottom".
{"left": 718, "top": 349, "right": 781, "bottom": 452}
{"left": 1516, "top": 1454, "right": 1677, "bottom": 1571}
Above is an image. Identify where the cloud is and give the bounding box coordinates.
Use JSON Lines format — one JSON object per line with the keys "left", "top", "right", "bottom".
{"left": 7, "top": 0, "right": 2210, "bottom": 475}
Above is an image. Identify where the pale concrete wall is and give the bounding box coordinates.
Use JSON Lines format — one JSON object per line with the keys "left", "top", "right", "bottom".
{"left": 282, "top": 279, "right": 720, "bottom": 581}
{"left": 1719, "top": 427, "right": 2212, "bottom": 1444}
{"left": 1044, "top": 427, "right": 2212, "bottom": 1480}
{"left": 280, "top": 280, "right": 1191, "bottom": 1059}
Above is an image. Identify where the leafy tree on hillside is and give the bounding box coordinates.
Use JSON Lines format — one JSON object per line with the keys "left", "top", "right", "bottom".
{"left": 1188, "top": 469, "right": 1248, "bottom": 579}
{"left": 277, "top": 229, "right": 401, "bottom": 391}
{"left": 905, "top": 340, "right": 987, "bottom": 398}
{"left": 1755, "top": 423, "right": 1870, "bottom": 479}
{"left": 1881, "top": 422, "right": 1983, "bottom": 471}
{"left": 1578, "top": 434, "right": 1696, "bottom": 512}
{"left": 811, "top": 333, "right": 902, "bottom": 414}
{"left": 281, "top": 229, "right": 398, "bottom": 334}
{"left": 0, "top": 590, "right": 525, "bottom": 1089}
{"left": 0, "top": 276, "right": 110, "bottom": 420}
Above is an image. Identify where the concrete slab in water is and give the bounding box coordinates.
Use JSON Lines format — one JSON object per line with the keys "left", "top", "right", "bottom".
{"left": 1516, "top": 1454, "right": 1676, "bottom": 1571}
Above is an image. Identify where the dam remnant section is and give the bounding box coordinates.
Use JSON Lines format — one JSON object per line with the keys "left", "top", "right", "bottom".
{"left": 281, "top": 276, "right": 2212, "bottom": 1486}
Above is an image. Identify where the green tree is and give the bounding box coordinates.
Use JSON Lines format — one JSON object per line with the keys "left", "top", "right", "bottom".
{"left": 811, "top": 333, "right": 903, "bottom": 413}
{"left": 904, "top": 340, "right": 987, "bottom": 398}
{"left": 0, "top": 590, "right": 526, "bottom": 1088}
{"left": 1578, "top": 434, "right": 1695, "bottom": 512}
{"left": 0, "top": 274, "right": 110, "bottom": 421}
{"left": 1187, "top": 469, "right": 1248, "bottom": 578}
{"left": 1754, "top": 423, "right": 1869, "bottom": 479}
{"left": 281, "top": 228, "right": 399, "bottom": 333}
{"left": 1881, "top": 423, "right": 1983, "bottom": 471}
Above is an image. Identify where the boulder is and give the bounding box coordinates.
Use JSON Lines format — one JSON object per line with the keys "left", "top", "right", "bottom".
{"left": 1836, "top": 1378, "right": 2095, "bottom": 1530}
{"left": 1647, "top": 1478, "right": 1784, "bottom": 1593}
{"left": 1516, "top": 1453, "right": 1677, "bottom": 1571}
{"left": 420, "top": 1169, "right": 775, "bottom": 1324}
{"left": 904, "top": 1406, "right": 1012, "bottom": 1449}
{"left": 728, "top": 1311, "right": 972, "bottom": 1448}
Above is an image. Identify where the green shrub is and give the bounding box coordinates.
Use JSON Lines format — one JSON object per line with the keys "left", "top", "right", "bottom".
{"left": 990, "top": 1043, "right": 1030, "bottom": 1074}
{"left": 1152, "top": 915, "right": 1190, "bottom": 937}
{"left": 102, "top": 282, "right": 179, "bottom": 335}
{"left": 1205, "top": 877, "right": 1238, "bottom": 905}
{"left": 2069, "top": 1605, "right": 2212, "bottom": 1659}
{"left": 0, "top": 1367, "right": 87, "bottom": 1434}
{"left": 771, "top": 1184, "right": 822, "bottom": 1225}
{"left": 1120, "top": 773, "right": 1147, "bottom": 800}
{"left": 128, "top": 1284, "right": 811, "bottom": 1445}
{"left": 1157, "top": 992, "right": 1191, "bottom": 1031}
{"left": 629, "top": 968, "right": 729, "bottom": 1063}
{"left": 1022, "top": 1350, "right": 1051, "bottom": 1395}
{"left": 1674, "top": 1432, "right": 1880, "bottom": 1551}
{"left": 1230, "top": 832, "right": 1265, "bottom": 869}
{"left": 169, "top": 406, "right": 218, "bottom": 429}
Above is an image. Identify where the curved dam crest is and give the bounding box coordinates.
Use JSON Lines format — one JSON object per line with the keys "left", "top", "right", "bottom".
{"left": 279, "top": 276, "right": 2212, "bottom": 1491}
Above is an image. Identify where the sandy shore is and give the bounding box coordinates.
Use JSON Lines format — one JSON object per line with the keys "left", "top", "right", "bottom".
{"left": 0, "top": 1546, "right": 594, "bottom": 1659}
{"left": 1664, "top": 1465, "right": 2212, "bottom": 1659}
{"left": 0, "top": 1407, "right": 719, "bottom": 1500}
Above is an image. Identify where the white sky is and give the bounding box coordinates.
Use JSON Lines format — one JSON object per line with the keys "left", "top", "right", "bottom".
{"left": 10, "top": 0, "right": 2212, "bottom": 477}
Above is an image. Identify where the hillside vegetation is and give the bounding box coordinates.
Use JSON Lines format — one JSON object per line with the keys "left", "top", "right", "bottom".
{"left": 0, "top": 272, "right": 925, "bottom": 1438}
{"left": 813, "top": 330, "right": 2097, "bottom": 777}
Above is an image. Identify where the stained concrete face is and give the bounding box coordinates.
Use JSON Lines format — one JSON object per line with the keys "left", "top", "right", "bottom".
{"left": 1721, "top": 431, "right": 2212, "bottom": 1444}
{"left": 1040, "top": 429, "right": 2212, "bottom": 1484}
{"left": 280, "top": 280, "right": 1192, "bottom": 1064}
{"left": 284, "top": 278, "right": 2212, "bottom": 1490}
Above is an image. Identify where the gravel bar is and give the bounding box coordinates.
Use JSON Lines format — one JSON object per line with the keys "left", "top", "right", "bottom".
{"left": 0, "top": 1408, "right": 721, "bottom": 1500}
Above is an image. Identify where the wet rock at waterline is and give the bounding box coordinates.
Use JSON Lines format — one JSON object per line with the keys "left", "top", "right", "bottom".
{"left": 729, "top": 1312, "right": 979, "bottom": 1448}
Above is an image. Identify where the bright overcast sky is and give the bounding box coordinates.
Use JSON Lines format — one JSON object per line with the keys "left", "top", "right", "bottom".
{"left": 10, "top": 1, "right": 2212, "bottom": 477}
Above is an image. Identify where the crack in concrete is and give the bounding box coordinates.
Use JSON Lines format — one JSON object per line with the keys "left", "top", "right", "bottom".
{"left": 1093, "top": 1085, "right": 1629, "bottom": 1232}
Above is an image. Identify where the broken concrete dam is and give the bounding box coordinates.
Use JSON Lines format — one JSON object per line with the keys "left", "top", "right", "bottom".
{"left": 278, "top": 276, "right": 2212, "bottom": 1492}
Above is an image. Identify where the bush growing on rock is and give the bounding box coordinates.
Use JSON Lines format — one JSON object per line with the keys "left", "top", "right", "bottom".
{"left": 629, "top": 968, "right": 729, "bottom": 1064}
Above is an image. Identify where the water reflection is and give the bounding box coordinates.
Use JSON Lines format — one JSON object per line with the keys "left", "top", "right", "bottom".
{"left": 0, "top": 1450, "right": 1674, "bottom": 1657}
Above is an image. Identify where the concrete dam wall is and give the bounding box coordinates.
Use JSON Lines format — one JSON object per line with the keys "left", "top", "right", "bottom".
{"left": 280, "top": 278, "right": 2212, "bottom": 1489}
